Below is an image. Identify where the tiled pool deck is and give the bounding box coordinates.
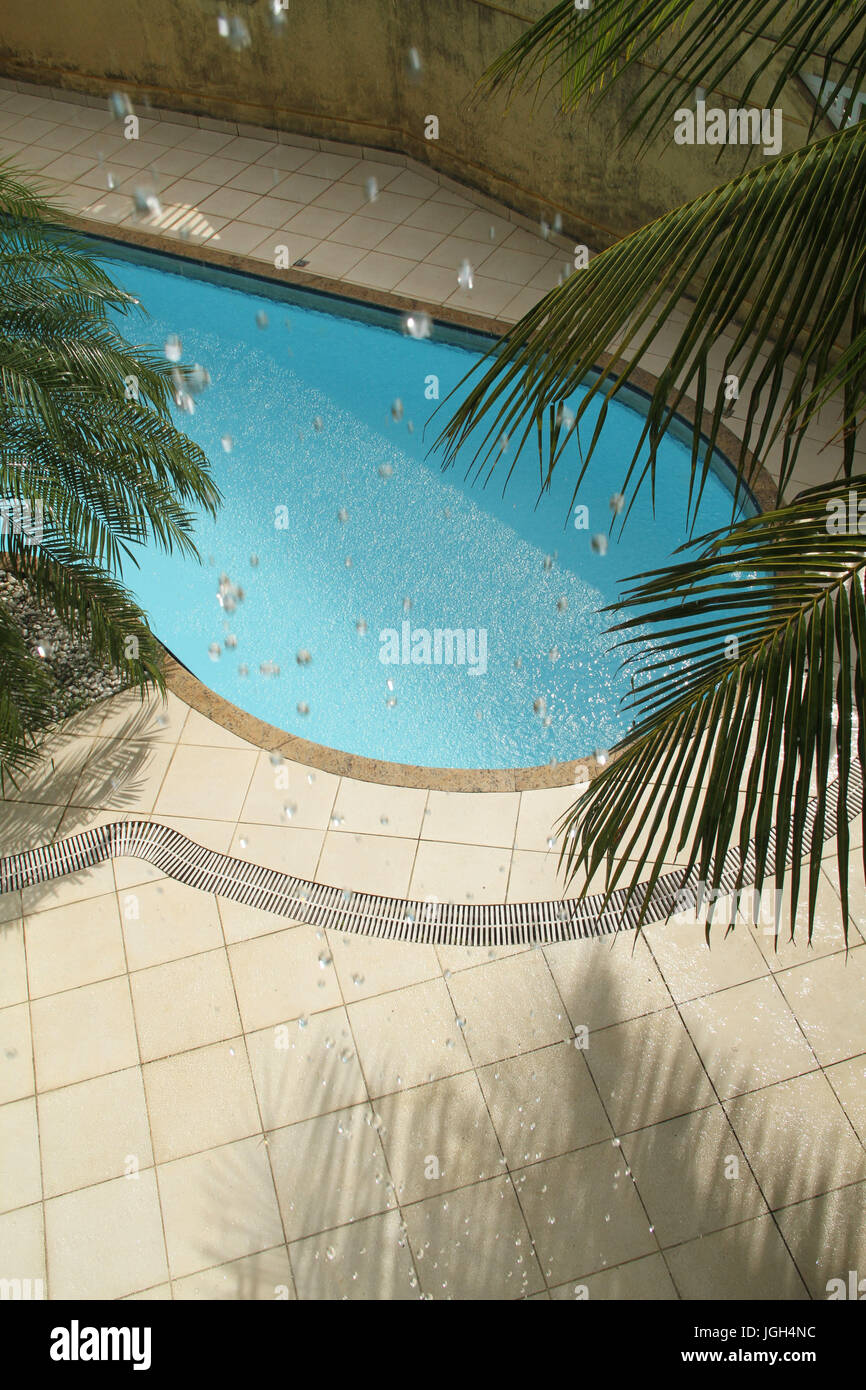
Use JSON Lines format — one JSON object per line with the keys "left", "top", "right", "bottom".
{"left": 0, "top": 79, "right": 864, "bottom": 1301}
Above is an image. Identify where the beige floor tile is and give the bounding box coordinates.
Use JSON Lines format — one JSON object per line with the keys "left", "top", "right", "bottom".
{"left": 0, "top": 1002, "right": 34, "bottom": 1104}
{"left": 172, "top": 1245, "right": 295, "bottom": 1300}
{"left": 268, "top": 1101, "right": 394, "bottom": 1241}
{"left": 330, "top": 778, "right": 426, "bottom": 839}
{"left": 403, "top": 1175, "right": 544, "bottom": 1299}
{"left": 45, "top": 1170, "right": 168, "bottom": 1299}
{"left": 679, "top": 977, "right": 818, "bottom": 1099}
{"left": 0, "top": 798, "right": 65, "bottom": 853}
{"left": 421, "top": 790, "right": 519, "bottom": 849}
{"left": 31, "top": 978, "right": 138, "bottom": 1091}
{"left": 326, "top": 928, "right": 439, "bottom": 1002}
{"left": 317, "top": 831, "right": 416, "bottom": 897}
{"left": 377, "top": 1072, "right": 504, "bottom": 1203}
{"left": 644, "top": 918, "right": 769, "bottom": 1002}
{"left": 122, "top": 1283, "right": 173, "bottom": 1299}
{"left": 344, "top": 250, "right": 419, "bottom": 290}
{"left": 446, "top": 952, "right": 571, "bottom": 1067}
{"left": 353, "top": 190, "right": 422, "bottom": 225}
{"left": 665, "top": 1215, "right": 809, "bottom": 1299}
{"left": 0, "top": 1203, "right": 46, "bottom": 1288}
{"left": 68, "top": 738, "right": 175, "bottom": 814}
{"left": 241, "top": 193, "right": 305, "bottom": 229}
{"left": 0, "top": 888, "right": 22, "bottom": 927}
{"left": 0, "top": 919, "right": 27, "bottom": 1008}
{"left": 211, "top": 219, "right": 275, "bottom": 256}
{"left": 157, "top": 1136, "right": 284, "bottom": 1280}
{"left": 179, "top": 709, "right": 258, "bottom": 749}
{"left": 775, "top": 1181, "right": 866, "bottom": 1299}
{"left": 586, "top": 1007, "right": 715, "bottom": 1133}
{"left": 825, "top": 1053, "right": 866, "bottom": 1144}
{"left": 550, "top": 1252, "right": 678, "bottom": 1300}
{"left": 284, "top": 205, "right": 347, "bottom": 239}
{"left": 506, "top": 848, "right": 606, "bottom": 902}
{"left": 229, "top": 924, "right": 341, "bottom": 1032}
{"left": 435, "top": 940, "right": 528, "bottom": 973}
{"left": 371, "top": 224, "right": 443, "bottom": 260}
{"left": 775, "top": 948, "right": 866, "bottom": 1066}
{"left": 230, "top": 823, "right": 324, "bottom": 881}
{"left": 20, "top": 858, "right": 116, "bottom": 916}
{"left": 299, "top": 241, "right": 366, "bottom": 277}
{"left": 270, "top": 170, "right": 332, "bottom": 205}
{"left": 240, "top": 753, "right": 338, "bottom": 829}
{"left": 120, "top": 879, "right": 223, "bottom": 969}
{"left": 130, "top": 949, "right": 241, "bottom": 1062}
{"left": 379, "top": 169, "right": 439, "bottom": 200}
{"left": 245, "top": 1006, "right": 367, "bottom": 1130}
{"left": 93, "top": 688, "right": 189, "bottom": 743}
{"left": 424, "top": 233, "right": 493, "bottom": 273}
{"left": 392, "top": 263, "right": 458, "bottom": 303}
{"left": 478, "top": 1041, "right": 611, "bottom": 1168}
{"left": 446, "top": 276, "right": 518, "bottom": 316}
{"left": 144, "top": 1041, "right": 261, "bottom": 1163}
{"left": 514, "top": 784, "right": 587, "bottom": 853}
{"left": 4, "top": 733, "right": 95, "bottom": 806}
{"left": 38, "top": 1066, "right": 152, "bottom": 1198}
{"left": 290, "top": 1207, "right": 416, "bottom": 1300}
{"left": 515, "top": 1143, "right": 657, "bottom": 1285}
{"left": 24, "top": 892, "right": 126, "bottom": 999}
{"left": 544, "top": 933, "right": 671, "bottom": 1032}
{"left": 0, "top": 1097, "right": 41, "bottom": 1213}
{"left": 348, "top": 978, "right": 472, "bottom": 1096}
{"left": 217, "top": 896, "right": 299, "bottom": 945}
{"left": 153, "top": 745, "right": 257, "bottom": 820}
{"left": 410, "top": 840, "right": 511, "bottom": 904}
{"left": 404, "top": 199, "right": 468, "bottom": 235}
{"left": 624, "top": 1105, "right": 767, "bottom": 1247}
{"left": 726, "top": 1072, "right": 866, "bottom": 1210}
{"left": 329, "top": 212, "right": 391, "bottom": 250}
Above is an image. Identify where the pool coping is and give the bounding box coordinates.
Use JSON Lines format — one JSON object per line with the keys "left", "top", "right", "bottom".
{"left": 58, "top": 212, "right": 780, "bottom": 793}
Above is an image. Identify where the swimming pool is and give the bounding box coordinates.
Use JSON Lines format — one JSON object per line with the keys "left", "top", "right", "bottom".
{"left": 94, "top": 238, "right": 749, "bottom": 771}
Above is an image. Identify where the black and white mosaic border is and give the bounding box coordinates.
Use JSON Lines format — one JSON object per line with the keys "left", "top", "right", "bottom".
{"left": 0, "top": 770, "right": 861, "bottom": 945}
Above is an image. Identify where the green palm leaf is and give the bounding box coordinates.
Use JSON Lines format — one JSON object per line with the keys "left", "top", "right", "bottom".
{"left": 436, "top": 121, "right": 866, "bottom": 517}
{"left": 0, "top": 165, "right": 222, "bottom": 784}
{"left": 482, "top": 0, "right": 866, "bottom": 147}
{"left": 558, "top": 477, "right": 865, "bottom": 940}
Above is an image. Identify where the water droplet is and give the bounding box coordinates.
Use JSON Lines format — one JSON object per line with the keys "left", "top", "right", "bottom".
{"left": 224, "top": 634, "right": 238, "bottom": 650}
{"left": 591, "top": 533, "right": 608, "bottom": 556}
{"left": 402, "top": 311, "right": 432, "bottom": 340}
{"left": 543, "top": 554, "right": 554, "bottom": 572}
{"left": 556, "top": 596, "right": 568, "bottom": 613}
{"left": 164, "top": 334, "right": 182, "bottom": 363}
{"left": 457, "top": 259, "right": 474, "bottom": 290}
{"left": 208, "top": 642, "right": 221, "bottom": 661}
{"left": 313, "top": 415, "right": 324, "bottom": 431}
{"left": 337, "top": 507, "right": 349, "bottom": 523}
{"left": 533, "top": 697, "right": 547, "bottom": 718}
{"left": 609, "top": 492, "right": 625, "bottom": 515}
{"left": 355, "top": 618, "right": 368, "bottom": 635}
{"left": 282, "top": 802, "right": 297, "bottom": 820}
{"left": 108, "top": 91, "right": 134, "bottom": 119}
{"left": 391, "top": 398, "right": 404, "bottom": 422}
{"left": 365, "top": 176, "right": 379, "bottom": 203}
{"left": 378, "top": 463, "right": 393, "bottom": 479}
{"left": 594, "top": 748, "right": 609, "bottom": 768}
{"left": 296, "top": 648, "right": 312, "bottom": 666}
{"left": 297, "top": 701, "right": 310, "bottom": 716}
{"left": 255, "top": 310, "right": 268, "bottom": 329}
{"left": 249, "top": 554, "right": 259, "bottom": 567}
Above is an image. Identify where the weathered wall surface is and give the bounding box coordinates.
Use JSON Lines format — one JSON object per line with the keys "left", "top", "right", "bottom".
{"left": 0, "top": 0, "right": 822, "bottom": 248}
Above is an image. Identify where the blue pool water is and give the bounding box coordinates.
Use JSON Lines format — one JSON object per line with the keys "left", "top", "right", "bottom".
{"left": 95, "top": 242, "right": 747, "bottom": 769}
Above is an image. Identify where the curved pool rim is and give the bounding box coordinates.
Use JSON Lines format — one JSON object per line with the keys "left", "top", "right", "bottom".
{"left": 66, "top": 219, "right": 779, "bottom": 792}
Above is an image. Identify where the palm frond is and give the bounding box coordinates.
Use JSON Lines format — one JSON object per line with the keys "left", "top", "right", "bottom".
{"left": 557, "top": 477, "right": 866, "bottom": 942}
{"left": 481, "top": 0, "right": 866, "bottom": 149}
{"left": 436, "top": 121, "right": 866, "bottom": 519}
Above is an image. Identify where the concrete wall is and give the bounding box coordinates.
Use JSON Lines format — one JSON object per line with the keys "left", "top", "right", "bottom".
{"left": 0, "top": 0, "right": 824, "bottom": 249}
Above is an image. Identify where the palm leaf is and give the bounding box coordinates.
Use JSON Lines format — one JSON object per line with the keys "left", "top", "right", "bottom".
{"left": 481, "top": 0, "right": 866, "bottom": 148}
{"left": 436, "top": 121, "right": 866, "bottom": 518}
{"left": 557, "top": 476, "right": 866, "bottom": 942}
